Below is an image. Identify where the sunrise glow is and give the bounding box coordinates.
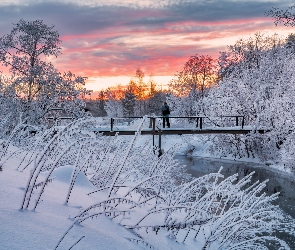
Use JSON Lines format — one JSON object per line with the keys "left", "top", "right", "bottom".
{"left": 0, "top": 0, "right": 294, "bottom": 92}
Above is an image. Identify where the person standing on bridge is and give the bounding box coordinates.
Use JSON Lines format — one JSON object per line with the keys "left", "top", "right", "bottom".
{"left": 161, "top": 101, "right": 170, "bottom": 128}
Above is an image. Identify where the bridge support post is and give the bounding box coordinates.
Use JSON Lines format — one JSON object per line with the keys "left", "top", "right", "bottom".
{"left": 152, "top": 117, "right": 156, "bottom": 132}
{"left": 158, "top": 129, "right": 162, "bottom": 157}
{"left": 236, "top": 116, "right": 239, "bottom": 126}
{"left": 152, "top": 118, "right": 156, "bottom": 145}
{"left": 149, "top": 117, "right": 153, "bottom": 128}
{"left": 152, "top": 117, "right": 156, "bottom": 153}
{"left": 242, "top": 116, "right": 245, "bottom": 129}
{"left": 111, "top": 118, "right": 114, "bottom": 131}
{"left": 196, "top": 117, "right": 203, "bottom": 129}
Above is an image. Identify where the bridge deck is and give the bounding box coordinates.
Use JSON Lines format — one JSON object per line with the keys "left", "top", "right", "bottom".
{"left": 91, "top": 127, "right": 265, "bottom": 136}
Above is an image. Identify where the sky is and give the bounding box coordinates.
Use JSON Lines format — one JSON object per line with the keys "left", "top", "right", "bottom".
{"left": 0, "top": 0, "right": 294, "bottom": 92}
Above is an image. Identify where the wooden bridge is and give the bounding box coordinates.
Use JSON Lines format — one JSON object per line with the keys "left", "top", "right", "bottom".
{"left": 89, "top": 115, "right": 266, "bottom": 156}
{"left": 46, "top": 110, "right": 266, "bottom": 136}
{"left": 90, "top": 116, "right": 266, "bottom": 136}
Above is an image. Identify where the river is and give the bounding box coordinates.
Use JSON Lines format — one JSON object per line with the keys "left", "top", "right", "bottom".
{"left": 176, "top": 155, "right": 295, "bottom": 249}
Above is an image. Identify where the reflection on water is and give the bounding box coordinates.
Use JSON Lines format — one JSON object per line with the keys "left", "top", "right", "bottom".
{"left": 175, "top": 155, "right": 295, "bottom": 248}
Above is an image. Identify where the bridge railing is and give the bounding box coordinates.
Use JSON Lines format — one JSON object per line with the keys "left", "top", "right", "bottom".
{"left": 109, "top": 116, "right": 145, "bottom": 131}
{"left": 96, "top": 115, "right": 245, "bottom": 131}
{"left": 148, "top": 115, "right": 245, "bottom": 130}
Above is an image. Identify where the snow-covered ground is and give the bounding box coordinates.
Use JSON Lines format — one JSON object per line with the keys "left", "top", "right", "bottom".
{"left": 0, "top": 132, "right": 199, "bottom": 249}
{"left": 0, "top": 161, "right": 142, "bottom": 250}
{"left": 0, "top": 137, "right": 214, "bottom": 250}
{"left": 1, "top": 120, "right": 294, "bottom": 250}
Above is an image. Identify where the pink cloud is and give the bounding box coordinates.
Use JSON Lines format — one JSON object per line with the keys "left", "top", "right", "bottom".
{"left": 55, "top": 17, "right": 291, "bottom": 80}
{"left": 2, "top": 16, "right": 292, "bottom": 85}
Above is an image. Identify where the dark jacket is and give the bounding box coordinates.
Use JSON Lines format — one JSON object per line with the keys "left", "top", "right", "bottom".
{"left": 161, "top": 104, "right": 170, "bottom": 116}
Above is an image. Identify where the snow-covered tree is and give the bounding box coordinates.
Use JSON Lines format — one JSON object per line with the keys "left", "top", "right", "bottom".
{"left": 205, "top": 38, "right": 295, "bottom": 169}
{"left": 169, "top": 54, "right": 217, "bottom": 116}
{"left": 170, "top": 54, "right": 216, "bottom": 98}
{"left": 121, "top": 89, "right": 136, "bottom": 117}
{"left": 96, "top": 91, "right": 108, "bottom": 117}
{"left": 0, "top": 19, "right": 61, "bottom": 98}
{"left": 0, "top": 19, "right": 90, "bottom": 125}
{"left": 104, "top": 89, "right": 123, "bottom": 117}
{"left": 266, "top": 5, "right": 295, "bottom": 27}
{"left": 218, "top": 32, "right": 284, "bottom": 80}
{"left": 147, "top": 91, "right": 166, "bottom": 116}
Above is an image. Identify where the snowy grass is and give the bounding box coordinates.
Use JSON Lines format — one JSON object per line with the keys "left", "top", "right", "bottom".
{"left": 1, "top": 117, "right": 294, "bottom": 249}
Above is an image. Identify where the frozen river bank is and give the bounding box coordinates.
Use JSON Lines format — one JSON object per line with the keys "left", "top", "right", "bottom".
{"left": 176, "top": 155, "right": 295, "bottom": 249}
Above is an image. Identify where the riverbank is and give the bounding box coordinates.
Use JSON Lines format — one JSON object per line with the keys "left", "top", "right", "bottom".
{"left": 174, "top": 154, "right": 295, "bottom": 249}
{"left": 155, "top": 134, "right": 295, "bottom": 177}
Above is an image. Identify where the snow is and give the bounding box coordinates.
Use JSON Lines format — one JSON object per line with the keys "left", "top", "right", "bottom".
{"left": 0, "top": 136, "right": 193, "bottom": 249}
{"left": 0, "top": 120, "right": 294, "bottom": 250}
{"left": 0, "top": 162, "right": 142, "bottom": 250}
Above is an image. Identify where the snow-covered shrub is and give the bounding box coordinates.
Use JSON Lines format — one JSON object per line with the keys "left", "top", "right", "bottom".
{"left": 56, "top": 164, "right": 293, "bottom": 249}
{"left": 13, "top": 117, "right": 288, "bottom": 249}
{"left": 0, "top": 115, "right": 288, "bottom": 249}
{"left": 0, "top": 122, "right": 42, "bottom": 167}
